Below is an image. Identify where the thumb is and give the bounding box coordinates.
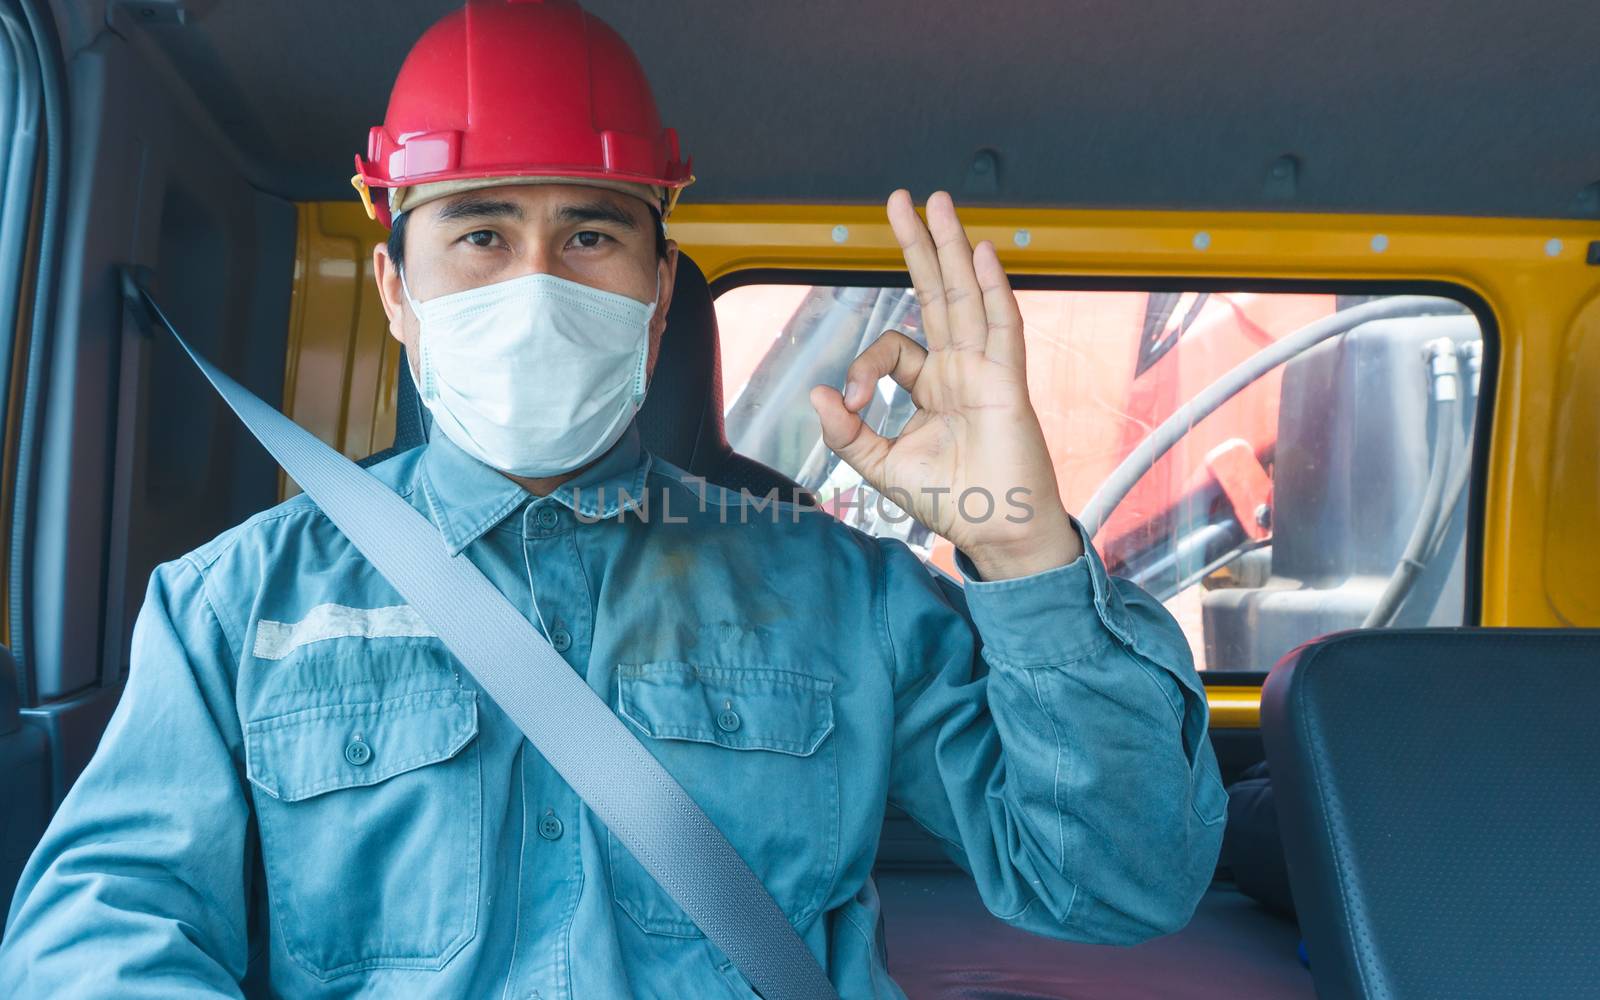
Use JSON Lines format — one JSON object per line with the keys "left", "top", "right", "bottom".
{"left": 810, "top": 384, "right": 890, "bottom": 486}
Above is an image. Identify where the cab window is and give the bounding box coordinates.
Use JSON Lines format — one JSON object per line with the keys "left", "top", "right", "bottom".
{"left": 716, "top": 280, "right": 1487, "bottom": 671}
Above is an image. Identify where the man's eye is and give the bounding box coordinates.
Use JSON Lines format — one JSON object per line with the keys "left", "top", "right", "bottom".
{"left": 571, "top": 230, "right": 610, "bottom": 249}
{"left": 463, "top": 230, "right": 498, "bottom": 248}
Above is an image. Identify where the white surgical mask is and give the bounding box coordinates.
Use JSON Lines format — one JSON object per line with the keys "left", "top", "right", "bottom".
{"left": 401, "top": 268, "right": 657, "bottom": 477}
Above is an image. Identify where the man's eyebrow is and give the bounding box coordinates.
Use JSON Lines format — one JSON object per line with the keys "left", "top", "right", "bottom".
{"left": 555, "top": 200, "right": 640, "bottom": 230}
{"left": 436, "top": 197, "right": 524, "bottom": 223}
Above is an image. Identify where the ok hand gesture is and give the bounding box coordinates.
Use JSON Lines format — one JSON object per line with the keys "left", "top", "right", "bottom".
{"left": 810, "top": 191, "right": 1083, "bottom": 580}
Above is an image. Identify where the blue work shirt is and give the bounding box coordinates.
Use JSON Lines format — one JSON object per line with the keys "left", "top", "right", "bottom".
{"left": 1, "top": 421, "right": 1226, "bottom": 998}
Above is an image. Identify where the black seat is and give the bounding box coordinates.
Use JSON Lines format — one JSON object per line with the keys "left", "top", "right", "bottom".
{"left": 372, "top": 254, "right": 812, "bottom": 506}
{"left": 635, "top": 254, "right": 814, "bottom": 503}
{"left": 877, "top": 867, "right": 1313, "bottom": 999}
{"left": 1262, "top": 627, "right": 1600, "bottom": 999}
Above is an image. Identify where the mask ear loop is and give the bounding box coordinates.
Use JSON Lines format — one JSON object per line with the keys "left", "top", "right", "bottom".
{"left": 648, "top": 267, "right": 663, "bottom": 315}
{"left": 394, "top": 258, "right": 435, "bottom": 401}
{"left": 633, "top": 269, "right": 663, "bottom": 406}
{"left": 397, "top": 261, "right": 423, "bottom": 317}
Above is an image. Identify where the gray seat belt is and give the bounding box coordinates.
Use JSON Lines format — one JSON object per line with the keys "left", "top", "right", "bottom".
{"left": 124, "top": 276, "right": 837, "bottom": 1000}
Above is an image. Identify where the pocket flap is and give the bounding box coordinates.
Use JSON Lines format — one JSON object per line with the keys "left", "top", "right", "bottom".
{"left": 617, "top": 662, "right": 834, "bottom": 756}
{"left": 246, "top": 689, "right": 478, "bottom": 802}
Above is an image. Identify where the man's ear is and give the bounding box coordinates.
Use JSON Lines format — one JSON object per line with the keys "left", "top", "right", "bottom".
{"left": 373, "top": 243, "right": 409, "bottom": 344}
{"left": 646, "top": 241, "right": 680, "bottom": 378}
{"left": 656, "top": 240, "right": 679, "bottom": 321}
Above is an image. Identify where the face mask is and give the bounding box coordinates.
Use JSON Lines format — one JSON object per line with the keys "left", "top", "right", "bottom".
{"left": 401, "top": 268, "right": 657, "bottom": 477}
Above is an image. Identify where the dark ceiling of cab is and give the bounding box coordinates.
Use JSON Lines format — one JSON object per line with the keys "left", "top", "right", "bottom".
{"left": 126, "top": 0, "right": 1599, "bottom": 219}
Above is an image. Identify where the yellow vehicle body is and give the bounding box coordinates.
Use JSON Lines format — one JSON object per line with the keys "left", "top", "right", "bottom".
{"left": 286, "top": 200, "right": 1600, "bottom": 727}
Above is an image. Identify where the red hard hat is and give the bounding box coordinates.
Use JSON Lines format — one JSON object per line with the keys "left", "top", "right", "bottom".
{"left": 353, "top": 0, "right": 692, "bottom": 228}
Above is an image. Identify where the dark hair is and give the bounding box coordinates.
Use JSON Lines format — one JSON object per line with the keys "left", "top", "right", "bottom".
{"left": 386, "top": 205, "right": 410, "bottom": 275}
{"left": 386, "top": 201, "right": 668, "bottom": 277}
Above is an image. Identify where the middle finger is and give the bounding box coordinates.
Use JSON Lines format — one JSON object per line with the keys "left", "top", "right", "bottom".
{"left": 924, "top": 191, "right": 989, "bottom": 352}
{"left": 887, "top": 189, "right": 951, "bottom": 349}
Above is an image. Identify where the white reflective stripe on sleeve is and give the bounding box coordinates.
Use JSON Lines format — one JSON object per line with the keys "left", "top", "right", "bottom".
{"left": 252, "top": 603, "right": 438, "bottom": 660}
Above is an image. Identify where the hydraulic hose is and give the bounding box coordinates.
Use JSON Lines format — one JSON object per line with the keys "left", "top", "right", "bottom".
{"left": 1424, "top": 339, "right": 1482, "bottom": 559}
{"left": 1079, "top": 296, "right": 1461, "bottom": 539}
{"left": 1362, "top": 339, "right": 1463, "bottom": 628}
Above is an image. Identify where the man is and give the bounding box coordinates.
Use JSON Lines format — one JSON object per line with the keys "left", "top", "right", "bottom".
{"left": 0, "top": 1, "right": 1225, "bottom": 996}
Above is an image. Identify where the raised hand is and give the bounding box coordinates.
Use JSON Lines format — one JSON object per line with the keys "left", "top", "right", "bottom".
{"left": 809, "top": 190, "right": 1083, "bottom": 580}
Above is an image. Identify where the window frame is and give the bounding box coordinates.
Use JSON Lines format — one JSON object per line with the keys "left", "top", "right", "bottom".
{"left": 708, "top": 268, "right": 1500, "bottom": 680}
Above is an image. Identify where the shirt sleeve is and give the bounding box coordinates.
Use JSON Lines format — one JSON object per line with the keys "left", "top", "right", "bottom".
{"left": 880, "top": 516, "right": 1227, "bottom": 944}
{"left": 0, "top": 558, "right": 253, "bottom": 997}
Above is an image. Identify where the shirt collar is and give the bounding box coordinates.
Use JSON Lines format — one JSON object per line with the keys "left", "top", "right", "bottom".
{"left": 416, "top": 421, "right": 653, "bottom": 555}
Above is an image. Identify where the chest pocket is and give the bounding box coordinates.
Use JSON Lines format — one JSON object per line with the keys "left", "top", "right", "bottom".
{"left": 245, "top": 687, "right": 481, "bottom": 981}
{"left": 609, "top": 662, "right": 839, "bottom": 937}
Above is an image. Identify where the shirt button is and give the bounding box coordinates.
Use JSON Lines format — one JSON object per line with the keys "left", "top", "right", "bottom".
{"left": 344, "top": 739, "right": 372, "bottom": 766}
{"left": 535, "top": 507, "right": 559, "bottom": 530}
{"left": 538, "top": 813, "right": 564, "bottom": 841}
{"left": 550, "top": 627, "right": 572, "bottom": 652}
{"left": 716, "top": 709, "right": 741, "bottom": 733}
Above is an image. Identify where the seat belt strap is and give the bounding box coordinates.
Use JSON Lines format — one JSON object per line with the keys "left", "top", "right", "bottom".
{"left": 125, "top": 277, "right": 837, "bottom": 1000}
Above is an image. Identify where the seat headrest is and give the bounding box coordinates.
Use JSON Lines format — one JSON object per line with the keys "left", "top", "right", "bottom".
{"left": 635, "top": 254, "right": 723, "bottom": 471}
{"left": 636, "top": 254, "right": 815, "bottom": 504}
{"left": 1262, "top": 627, "right": 1600, "bottom": 999}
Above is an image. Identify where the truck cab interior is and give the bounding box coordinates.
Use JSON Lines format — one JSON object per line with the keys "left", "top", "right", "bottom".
{"left": 2, "top": 1, "right": 1598, "bottom": 997}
